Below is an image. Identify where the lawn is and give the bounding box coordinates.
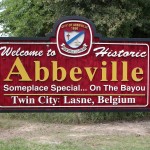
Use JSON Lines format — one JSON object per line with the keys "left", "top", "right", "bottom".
{"left": 0, "top": 117, "right": 150, "bottom": 150}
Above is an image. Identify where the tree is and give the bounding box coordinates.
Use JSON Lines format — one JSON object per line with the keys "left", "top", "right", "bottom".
{"left": 0, "top": 0, "right": 150, "bottom": 38}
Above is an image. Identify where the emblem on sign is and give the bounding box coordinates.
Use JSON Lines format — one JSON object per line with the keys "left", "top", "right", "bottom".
{"left": 57, "top": 20, "right": 93, "bottom": 57}
{"left": 64, "top": 31, "right": 85, "bottom": 48}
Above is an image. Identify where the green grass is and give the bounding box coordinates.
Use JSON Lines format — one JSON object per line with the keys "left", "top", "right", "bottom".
{"left": 0, "top": 112, "right": 150, "bottom": 124}
{"left": 0, "top": 113, "right": 81, "bottom": 124}
{"left": 0, "top": 136, "right": 150, "bottom": 150}
{"left": 0, "top": 138, "right": 89, "bottom": 150}
{"left": 0, "top": 117, "right": 150, "bottom": 150}
{"left": 0, "top": 119, "right": 23, "bottom": 129}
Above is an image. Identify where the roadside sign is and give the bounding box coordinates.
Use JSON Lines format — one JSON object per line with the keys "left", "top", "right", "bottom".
{"left": 0, "top": 16, "right": 149, "bottom": 111}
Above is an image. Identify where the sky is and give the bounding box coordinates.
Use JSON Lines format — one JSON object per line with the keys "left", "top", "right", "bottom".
{"left": 0, "top": 0, "right": 3, "bottom": 36}
{"left": 0, "top": 0, "right": 8, "bottom": 37}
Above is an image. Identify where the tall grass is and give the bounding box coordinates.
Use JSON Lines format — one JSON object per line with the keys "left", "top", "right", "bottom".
{"left": 0, "top": 112, "right": 150, "bottom": 124}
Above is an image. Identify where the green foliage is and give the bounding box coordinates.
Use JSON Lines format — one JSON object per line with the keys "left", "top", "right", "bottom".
{"left": 1, "top": 0, "right": 150, "bottom": 37}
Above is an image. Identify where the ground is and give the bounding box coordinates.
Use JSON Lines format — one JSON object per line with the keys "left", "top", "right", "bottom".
{"left": 0, "top": 119, "right": 150, "bottom": 150}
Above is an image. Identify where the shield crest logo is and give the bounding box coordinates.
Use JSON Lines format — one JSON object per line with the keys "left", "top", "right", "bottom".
{"left": 64, "top": 31, "right": 85, "bottom": 48}
{"left": 57, "top": 20, "right": 93, "bottom": 57}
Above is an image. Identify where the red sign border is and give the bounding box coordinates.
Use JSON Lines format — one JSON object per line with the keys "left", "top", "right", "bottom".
{"left": 0, "top": 16, "right": 150, "bottom": 112}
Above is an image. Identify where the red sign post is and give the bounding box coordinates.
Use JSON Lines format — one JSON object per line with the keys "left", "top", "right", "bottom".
{"left": 0, "top": 16, "right": 149, "bottom": 111}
